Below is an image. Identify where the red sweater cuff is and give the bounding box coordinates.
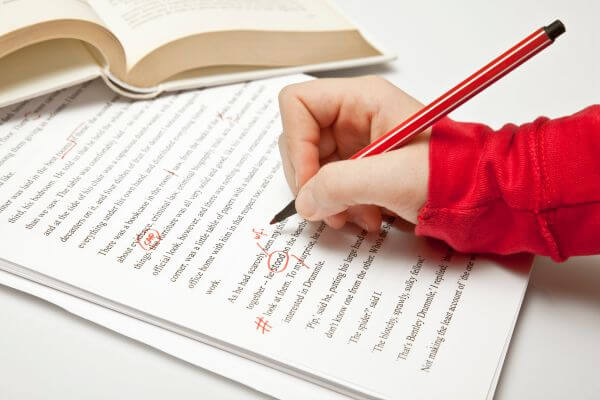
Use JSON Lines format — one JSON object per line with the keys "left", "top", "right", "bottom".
{"left": 416, "top": 117, "right": 557, "bottom": 259}
{"left": 416, "top": 107, "right": 600, "bottom": 261}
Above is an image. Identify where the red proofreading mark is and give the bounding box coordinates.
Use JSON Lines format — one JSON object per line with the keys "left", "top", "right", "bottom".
{"left": 268, "top": 251, "right": 290, "bottom": 273}
{"left": 255, "top": 317, "right": 272, "bottom": 334}
{"left": 61, "top": 135, "right": 77, "bottom": 159}
{"left": 252, "top": 228, "right": 267, "bottom": 240}
{"left": 256, "top": 242, "right": 269, "bottom": 256}
{"left": 256, "top": 242, "right": 310, "bottom": 273}
{"left": 292, "top": 255, "right": 310, "bottom": 269}
{"left": 61, "top": 122, "right": 84, "bottom": 159}
{"left": 163, "top": 168, "right": 178, "bottom": 177}
{"left": 217, "top": 111, "right": 239, "bottom": 125}
{"left": 256, "top": 242, "right": 288, "bottom": 273}
{"left": 136, "top": 228, "right": 161, "bottom": 251}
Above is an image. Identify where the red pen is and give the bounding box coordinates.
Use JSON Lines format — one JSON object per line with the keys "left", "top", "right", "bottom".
{"left": 271, "top": 20, "right": 566, "bottom": 224}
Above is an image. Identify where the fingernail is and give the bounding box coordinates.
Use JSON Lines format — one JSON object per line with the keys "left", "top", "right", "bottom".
{"left": 296, "top": 186, "right": 317, "bottom": 219}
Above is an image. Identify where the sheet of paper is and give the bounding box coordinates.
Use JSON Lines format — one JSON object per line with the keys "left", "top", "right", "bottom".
{"left": 0, "top": 269, "right": 348, "bottom": 400}
{"left": 0, "top": 75, "right": 530, "bottom": 399}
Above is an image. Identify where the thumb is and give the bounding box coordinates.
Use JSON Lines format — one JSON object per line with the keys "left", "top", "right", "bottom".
{"left": 295, "top": 150, "right": 427, "bottom": 224}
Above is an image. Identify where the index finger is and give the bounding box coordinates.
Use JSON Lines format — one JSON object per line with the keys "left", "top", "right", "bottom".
{"left": 278, "top": 79, "right": 344, "bottom": 193}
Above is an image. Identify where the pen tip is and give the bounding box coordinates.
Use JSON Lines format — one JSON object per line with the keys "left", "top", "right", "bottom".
{"left": 270, "top": 199, "right": 297, "bottom": 225}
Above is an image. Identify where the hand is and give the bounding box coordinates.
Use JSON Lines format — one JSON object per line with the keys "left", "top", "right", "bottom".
{"left": 277, "top": 75, "right": 430, "bottom": 232}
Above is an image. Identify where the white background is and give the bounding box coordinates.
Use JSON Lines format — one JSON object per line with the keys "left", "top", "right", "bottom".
{"left": 1, "top": 0, "right": 599, "bottom": 399}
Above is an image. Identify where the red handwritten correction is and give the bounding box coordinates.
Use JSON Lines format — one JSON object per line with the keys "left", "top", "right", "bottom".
{"left": 136, "top": 228, "right": 161, "bottom": 251}
{"left": 255, "top": 316, "right": 272, "bottom": 334}
{"left": 163, "top": 168, "right": 178, "bottom": 177}
{"left": 255, "top": 242, "right": 310, "bottom": 273}
{"left": 252, "top": 228, "right": 267, "bottom": 239}
{"left": 61, "top": 122, "right": 84, "bottom": 159}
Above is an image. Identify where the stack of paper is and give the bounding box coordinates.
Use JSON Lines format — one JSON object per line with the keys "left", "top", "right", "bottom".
{"left": 0, "top": 75, "right": 530, "bottom": 399}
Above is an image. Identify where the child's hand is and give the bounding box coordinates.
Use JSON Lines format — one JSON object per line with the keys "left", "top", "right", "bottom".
{"left": 278, "top": 76, "right": 430, "bottom": 231}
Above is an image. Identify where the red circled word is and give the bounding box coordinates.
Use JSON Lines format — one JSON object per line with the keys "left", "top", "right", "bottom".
{"left": 137, "top": 228, "right": 161, "bottom": 251}
{"left": 256, "top": 242, "right": 309, "bottom": 273}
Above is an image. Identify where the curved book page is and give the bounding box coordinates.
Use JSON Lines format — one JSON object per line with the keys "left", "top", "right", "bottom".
{"left": 0, "top": 0, "right": 102, "bottom": 37}
{"left": 0, "top": 40, "right": 101, "bottom": 109}
{"left": 88, "top": 0, "right": 382, "bottom": 87}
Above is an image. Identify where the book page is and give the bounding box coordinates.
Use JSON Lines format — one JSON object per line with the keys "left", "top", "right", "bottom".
{"left": 0, "top": 75, "right": 530, "bottom": 399}
{"left": 0, "top": 0, "right": 103, "bottom": 37}
{"left": 0, "top": 40, "right": 101, "bottom": 109}
{"left": 87, "top": 0, "right": 354, "bottom": 69}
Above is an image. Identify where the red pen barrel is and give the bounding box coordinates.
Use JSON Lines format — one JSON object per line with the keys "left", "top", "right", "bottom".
{"left": 270, "top": 20, "right": 565, "bottom": 224}
{"left": 351, "top": 21, "right": 564, "bottom": 160}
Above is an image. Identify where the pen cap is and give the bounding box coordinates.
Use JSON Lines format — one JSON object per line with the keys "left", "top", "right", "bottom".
{"left": 544, "top": 20, "right": 566, "bottom": 41}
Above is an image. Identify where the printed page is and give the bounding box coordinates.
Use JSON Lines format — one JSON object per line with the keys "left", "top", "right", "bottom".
{"left": 0, "top": 75, "right": 530, "bottom": 399}
{"left": 0, "top": 270, "right": 350, "bottom": 400}
{"left": 0, "top": 0, "right": 103, "bottom": 38}
{"left": 87, "top": 0, "right": 354, "bottom": 68}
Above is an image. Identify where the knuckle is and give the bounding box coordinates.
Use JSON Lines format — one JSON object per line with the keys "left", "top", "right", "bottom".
{"left": 278, "top": 83, "right": 299, "bottom": 104}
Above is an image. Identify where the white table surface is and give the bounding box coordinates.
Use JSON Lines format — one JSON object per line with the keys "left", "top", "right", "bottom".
{"left": 1, "top": 1, "right": 599, "bottom": 399}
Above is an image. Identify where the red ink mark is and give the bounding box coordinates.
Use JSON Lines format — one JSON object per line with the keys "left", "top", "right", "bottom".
{"left": 61, "top": 135, "right": 77, "bottom": 159}
{"left": 61, "top": 122, "right": 84, "bottom": 159}
{"left": 136, "top": 228, "right": 161, "bottom": 251}
{"left": 217, "top": 111, "right": 239, "bottom": 125}
{"left": 256, "top": 242, "right": 310, "bottom": 273}
{"left": 255, "top": 317, "right": 272, "bottom": 334}
{"left": 256, "top": 242, "right": 269, "bottom": 256}
{"left": 268, "top": 251, "right": 290, "bottom": 273}
{"left": 292, "top": 255, "right": 310, "bottom": 269}
{"left": 256, "top": 242, "right": 289, "bottom": 273}
{"left": 252, "top": 228, "right": 267, "bottom": 239}
{"left": 163, "top": 168, "right": 178, "bottom": 177}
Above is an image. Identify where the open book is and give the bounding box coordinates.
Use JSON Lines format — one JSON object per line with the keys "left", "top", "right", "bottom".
{"left": 0, "top": 74, "right": 530, "bottom": 399}
{"left": 0, "top": 0, "right": 392, "bottom": 108}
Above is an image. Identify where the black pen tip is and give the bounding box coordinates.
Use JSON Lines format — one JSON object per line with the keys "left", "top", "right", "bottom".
{"left": 270, "top": 199, "right": 297, "bottom": 225}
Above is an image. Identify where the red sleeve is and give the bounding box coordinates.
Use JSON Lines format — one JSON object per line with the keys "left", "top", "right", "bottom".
{"left": 415, "top": 105, "right": 600, "bottom": 262}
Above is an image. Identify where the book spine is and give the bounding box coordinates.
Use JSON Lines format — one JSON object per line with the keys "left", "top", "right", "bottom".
{"left": 100, "top": 69, "right": 162, "bottom": 99}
